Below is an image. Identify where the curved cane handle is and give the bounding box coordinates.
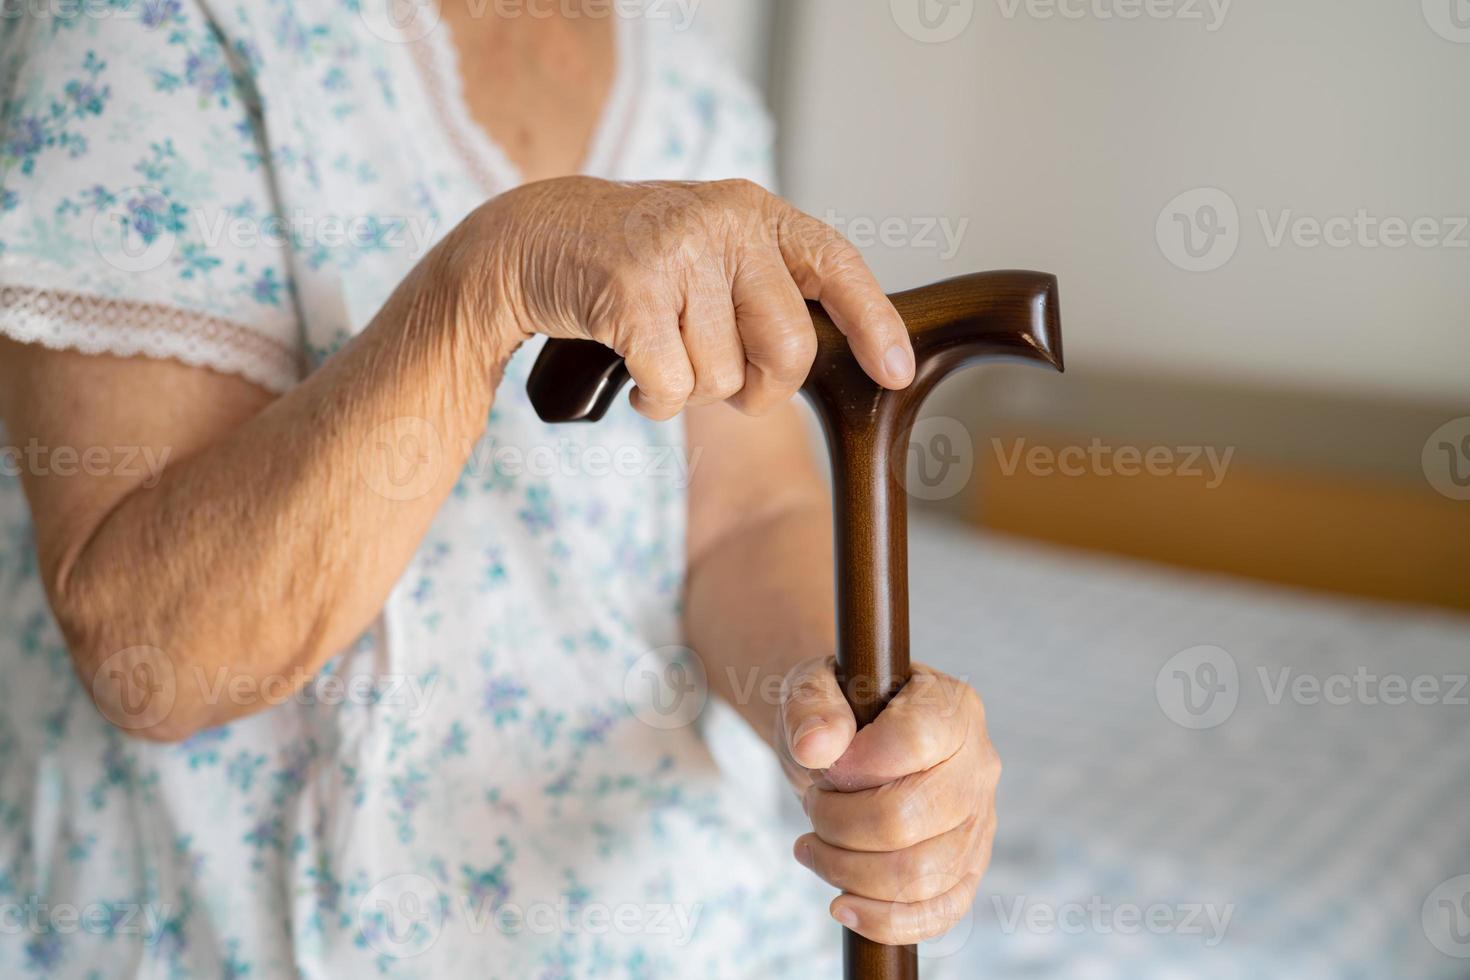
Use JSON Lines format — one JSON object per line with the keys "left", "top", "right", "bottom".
{"left": 526, "top": 271, "right": 1061, "bottom": 424}
{"left": 527, "top": 270, "right": 1063, "bottom": 980}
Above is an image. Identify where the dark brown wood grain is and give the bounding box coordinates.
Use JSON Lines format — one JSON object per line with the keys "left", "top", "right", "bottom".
{"left": 527, "top": 270, "right": 1064, "bottom": 980}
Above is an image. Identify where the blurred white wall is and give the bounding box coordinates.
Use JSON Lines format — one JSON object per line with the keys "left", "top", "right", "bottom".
{"left": 765, "top": 0, "right": 1470, "bottom": 403}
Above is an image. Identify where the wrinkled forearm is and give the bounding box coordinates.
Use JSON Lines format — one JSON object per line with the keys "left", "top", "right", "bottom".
{"left": 53, "top": 235, "right": 516, "bottom": 741}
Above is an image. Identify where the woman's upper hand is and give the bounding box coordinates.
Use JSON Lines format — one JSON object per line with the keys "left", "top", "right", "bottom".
{"left": 465, "top": 177, "right": 917, "bottom": 419}
{"left": 777, "top": 659, "right": 1000, "bottom": 946}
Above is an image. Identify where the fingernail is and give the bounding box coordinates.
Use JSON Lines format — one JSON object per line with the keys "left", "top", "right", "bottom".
{"left": 834, "top": 906, "right": 859, "bottom": 929}
{"left": 795, "top": 843, "right": 813, "bottom": 869}
{"left": 883, "top": 344, "right": 915, "bottom": 384}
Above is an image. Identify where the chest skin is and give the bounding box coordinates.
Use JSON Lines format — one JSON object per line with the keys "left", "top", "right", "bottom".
{"left": 434, "top": 1, "right": 616, "bottom": 183}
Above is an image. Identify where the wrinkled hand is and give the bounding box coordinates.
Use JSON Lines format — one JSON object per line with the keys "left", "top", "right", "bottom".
{"left": 465, "top": 176, "right": 916, "bottom": 418}
{"left": 777, "top": 659, "right": 999, "bottom": 945}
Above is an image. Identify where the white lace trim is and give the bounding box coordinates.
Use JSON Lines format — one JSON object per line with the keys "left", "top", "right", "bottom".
{"left": 0, "top": 286, "right": 301, "bottom": 393}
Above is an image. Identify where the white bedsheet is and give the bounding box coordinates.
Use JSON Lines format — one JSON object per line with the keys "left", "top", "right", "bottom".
{"left": 855, "top": 515, "right": 1470, "bottom": 979}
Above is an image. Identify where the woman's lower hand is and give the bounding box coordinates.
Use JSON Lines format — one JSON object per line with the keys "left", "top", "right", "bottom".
{"left": 777, "top": 659, "right": 1000, "bottom": 945}
{"left": 465, "top": 177, "right": 916, "bottom": 418}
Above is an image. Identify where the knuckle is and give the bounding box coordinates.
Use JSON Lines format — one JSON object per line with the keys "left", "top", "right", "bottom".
{"left": 906, "top": 721, "right": 944, "bottom": 766}
{"left": 849, "top": 294, "right": 899, "bottom": 338}
{"left": 760, "top": 327, "right": 819, "bottom": 385}
{"left": 877, "top": 786, "right": 927, "bottom": 850}
{"left": 816, "top": 852, "right": 850, "bottom": 890}
{"left": 661, "top": 371, "right": 696, "bottom": 404}
{"left": 902, "top": 783, "right": 943, "bottom": 847}
{"left": 908, "top": 891, "right": 970, "bottom": 943}
{"left": 982, "top": 743, "right": 1003, "bottom": 783}
{"left": 894, "top": 847, "right": 938, "bottom": 890}
{"left": 811, "top": 233, "right": 864, "bottom": 275}
{"left": 706, "top": 180, "right": 766, "bottom": 237}
{"left": 699, "top": 364, "right": 746, "bottom": 401}
{"left": 938, "top": 884, "right": 975, "bottom": 925}
{"left": 736, "top": 259, "right": 794, "bottom": 295}
{"left": 636, "top": 359, "right": 693, "bottom": 404}
{"left": 714, "top": 177, "right": 765, "bottom": 203}
{"left": 684, "top": 268, "right": 731, "bottom": 304}
{"left": 786, "top": 215, "right": 840, "bottom": 257}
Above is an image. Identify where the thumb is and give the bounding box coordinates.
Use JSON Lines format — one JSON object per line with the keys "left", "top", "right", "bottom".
{"left": 780, "top": 657, "right": 858, "bottom": 772}
{"left": 774, "top": 205, "right": 915, "bottom": 390}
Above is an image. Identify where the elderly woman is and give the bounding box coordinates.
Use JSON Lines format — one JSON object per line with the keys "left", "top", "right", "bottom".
{"left": 0, "top": 2, "right": 998, "bottom": 976}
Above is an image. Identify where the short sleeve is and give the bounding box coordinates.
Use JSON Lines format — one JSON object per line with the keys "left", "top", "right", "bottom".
{"left": 0, "top": 6, "right": 303, "bottom": 393}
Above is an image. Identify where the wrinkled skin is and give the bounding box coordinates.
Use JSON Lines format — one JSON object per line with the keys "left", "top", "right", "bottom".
{"left": 467, "top": 176, "right": 919, "bottom": 417}
{"left": 776, "top": 659, "right": 1000, "bottom": 944}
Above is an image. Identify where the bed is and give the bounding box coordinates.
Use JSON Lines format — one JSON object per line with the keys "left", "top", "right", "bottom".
{"left": 785, "top": 514, "right": 1470, "bottom": 979}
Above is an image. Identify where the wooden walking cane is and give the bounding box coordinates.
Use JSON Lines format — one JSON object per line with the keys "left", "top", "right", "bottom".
{"left": 526, "top": 270, "right": 1063, "bottom": 980}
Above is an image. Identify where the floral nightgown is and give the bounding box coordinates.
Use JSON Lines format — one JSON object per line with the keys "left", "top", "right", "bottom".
{"left": 0, "top": 2, "right": 836, "bottom": 976}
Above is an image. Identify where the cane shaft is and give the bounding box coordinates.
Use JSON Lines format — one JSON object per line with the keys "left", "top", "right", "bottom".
{"left": 822, "top": 425, "right": 917, "bottom": 980}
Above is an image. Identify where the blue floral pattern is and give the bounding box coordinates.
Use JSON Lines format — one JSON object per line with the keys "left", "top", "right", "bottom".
{"left": 0, "top": 2, "right": 829, "bottom": 977}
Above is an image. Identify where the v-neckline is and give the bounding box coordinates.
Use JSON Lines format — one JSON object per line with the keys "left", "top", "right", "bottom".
{"left": 407, "top": 8, "right": 640, "bottom": 195}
